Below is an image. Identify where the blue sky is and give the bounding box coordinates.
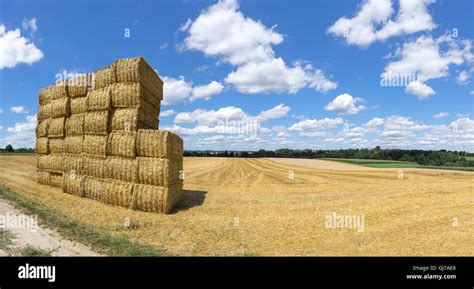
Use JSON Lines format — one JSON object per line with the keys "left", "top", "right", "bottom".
{"left": 0, "top": 0, "right": 473, "bottom": 151}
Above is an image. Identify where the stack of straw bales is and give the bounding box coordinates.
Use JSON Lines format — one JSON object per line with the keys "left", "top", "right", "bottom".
{"left": 35, "top": 57, "right": 183, "bottom": 213}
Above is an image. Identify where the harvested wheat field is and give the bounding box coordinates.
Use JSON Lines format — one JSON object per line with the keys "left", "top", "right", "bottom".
{"left": 0, "top": 154, "right": 472, "bottom": 256}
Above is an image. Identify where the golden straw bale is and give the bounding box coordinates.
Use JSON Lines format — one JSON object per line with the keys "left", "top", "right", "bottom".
{"left": 83, "top": 177, "right": 108, "bottom": 201}
{"left": 35, "top": 137, "right": 49, "bottom": 154}
{"left": 106, "top": 157, "right": 138, "bottom": 183}
{"left": 48, "top": 117, "right": 65, "bottom": 138}
{"left": 114, "top": 57, "right": 163, "bottom": 101}
{"left": 70, "top": 96, "right": 87, "bottom": 114}
{"left": 64, "top": 136, "right": 83, "bottom": 154}
{"left": 102, "top": 180, "right": 134, "bottom": 208}
{"left": 107, "top": 131, "right": 136, "bottom": 158}
{"left": 49, "top": 138, "right": 65, "bottom": 154}
{"left": 93, "top": 64, "right": 116, "bottom": 90}
{"left": 84, "top": 111, "right": 109, "bottom": 135}
{"left": 136, "top": 129, "right": 183, "bottom": 159}
{"left": 137, "top": 157, "right": 182, "bottom": 187}
{"left": 67, "top": 73, "right": 92, "bottom": 97}
{"left": 37, "top": 170, "right": 50, "bottom": 185}
{"left": 86, "top": 87, "right": 111, "bottom": 112}
{"left": 82, "top": 155, "right": 107, "bottom": 178}
{"left": 63, "top": 173, "right": 84, "bottom": 197}
{"left": 110, "top": 108, "right": 157, "bottom": 132}
{"left": 37, "top": 154, "right": 64, "bottom": 172}
{"left": 37, "top": 103, "right": 52, "bottom": 121}
{"left": 131, "top": 184, "right": 182, "bottom": 213}
{"left": 110, "top": 82, "right": 160, "bottom": 110}
{"left": 65, "top": 113, "right": 84, "bottom": 136}
{"left": 38, "top": 82, "right": 68, "bottom": 105}
{"left": 64, "top": 154, "right": 83, "bottom": 174}
{"left": 50, "top": 97, "right": 70, "bottom": 118}
{"left": 83, "top": 135, "right": 108, "bottom": 157}
{"left": 36, "top": 119, "right": 50, "bottom": 137}
{"left": 49, "top": 172, "right": 64, "bottom": 188}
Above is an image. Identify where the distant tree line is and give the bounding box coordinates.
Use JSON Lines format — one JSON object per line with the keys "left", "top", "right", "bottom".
{"left": 184, "top": 146, "right": 474, "bottom": 167}
{"left": 0, "top": 144, "right": 35, "bottom": 153}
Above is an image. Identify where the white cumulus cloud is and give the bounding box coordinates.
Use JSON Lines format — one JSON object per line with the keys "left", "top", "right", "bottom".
{"left": 325, "top": 93, "right": 367, "bottom": 115}
{"left": 0, "top": 24, "right": 43, "bottom": 69}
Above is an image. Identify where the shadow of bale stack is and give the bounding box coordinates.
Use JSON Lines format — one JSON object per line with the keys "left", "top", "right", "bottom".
{"left": 35, "top": 57, "right": 183, "bottom": 213}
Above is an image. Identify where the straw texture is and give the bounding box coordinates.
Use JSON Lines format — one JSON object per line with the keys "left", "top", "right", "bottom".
{"left": 114, "top": 57, "right": 163, "bottom": 101}
{"left": 64, "top": 136, "right": 83, "bottom": 154}
{"left": 93, "top": 64, "right": 116, "bottom": 90}
{"left": 70, "top": 96, "right": 87, "bottom": 114}
{"left": 136, "top": 129, "right": 183, "bottom": 159}
{"left": 50, "top": 97, "right": 70, "bottom": 118}
{"left": 110, "top": 82, "right": 160, "bottom": 110}
{"left": 86, "top": 88, "right": 111, "bottom": 112}
{"left": 37, "top": 170, "right": 50, "bottom": 185}
{"left": 107, "top": 131, "right": 136, "bottom": 158}
{"left": 110, "top": 107, "right": 157, "bottom": 132}
{"left": 36, "top": 119, "right": 50, "bottom": 137}
{"left": 131, "top": 184, "right": 181, "bottom": 213}
{"left": 138, "top": 157, "right": 182, "bottom": 187}
{"left": 35, "top": 137, "right": 49, "bottom": 154}
{"left": 83, "top": 177, "right": 107, "bottom": 201}
{"left": 49, "top": 172, "right": 64, "bottom": 188}
{"left": 82, "top": 155, "right": 107, "bottom": 178}
{"left": 106, "top": 157, "right": 138, "bottom": 183}
{"left": 67, "top": 73, "right": 91, "bottom": 97}
{"left": 38, "top": 83, "right": 68, "bottom": 105}
{"left": 37, "top": 103, "right": 52, "bottom": 121}
{"left": 37, "top": 154, "right": 64, "bottom": 172}
{"left": 84, "top": 111, "right": 109, "bottom": 135}
{"left": 65, "top": 113, "right": 84, "bottom": 136}
{"left": 83, "top": 135, "right": 108, "bottom": 157}
{"left": 63, "top": 173, "right": 84, "bottom": 196}
{"left": 48, "top": 117, "right": 65, "bottom": 138}
{"left": 64, "top": 154, "right": 83, "bottom": 174}
{"left": 49, "top": 138, "right": 65, "bottom": 154}
{"left": 102, "top": 180, "right": 134, "bottom": 208}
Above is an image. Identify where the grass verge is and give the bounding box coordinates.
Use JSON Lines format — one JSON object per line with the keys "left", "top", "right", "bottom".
{"left": 323, "top": 158, "right": 474, "bottom": 171}
{"left": 0, "top": 186, "right": 167, "bottom": 256}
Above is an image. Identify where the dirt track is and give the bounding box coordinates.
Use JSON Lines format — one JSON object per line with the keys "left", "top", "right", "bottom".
{"left": 0, "top": 155, "right": 472, "bottom": 256}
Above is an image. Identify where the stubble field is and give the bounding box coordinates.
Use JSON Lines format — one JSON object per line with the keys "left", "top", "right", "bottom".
{"left": 0, "top": 154, "right": 472, "bottom": 256}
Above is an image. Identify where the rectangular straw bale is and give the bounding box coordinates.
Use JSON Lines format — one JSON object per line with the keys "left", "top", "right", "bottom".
{"left": 64, "top": 154, "right": 83, "bottom": 174}
{"left": 107, "top": 131, "right": 136, "bottom": 158}
{"left": 35, "top": 137, "right": 49, "bottom": 154}
{"left": 110, "top": 82, "right": 160, "bottom": 109}
{"left": 114, "top": 57, "right": 163, "bottom": 101}
{"left": 131, "top": 184, "right": 182, "bottom": 213}
{"left": 64, "top": 136, "right": 83, "bottom": 154}
{"left": 82, "top": 155, "right": 107, "bottom": 178}
{"left": 110, "top": 108, "right": 157, "bottom": 132}
{"left": 138, "top": 157, "right": 182, "bottom": 187}
{"left": 63, "top": 173, "right": 84, "bottom": 197}
{"left": 84, "top": 111, "right": 109, "bottom": 135}
{"left": 93, "top": 64, "right": 116, "bottom": 90}
{"left": 37, "top": 153, "right": 63, "bottom": 172}
{"left": 136, "top": 130, "right": 183, "bottom": 159}
{"left": 49, "top": 137, "right": 65, "bottom": 154}
{"left": 48, "top": 117, "right": 65, "bottom": 138}
{"left": 67, "top": 73, "right": 92, "bottom": 97}
{"left": 37, "top": 170, "right": 50, "bottom": 185}
{"left": 70, "top": 96, "right": 87, "bottom": 114}
{"left": 106, "top": 156, "right": 138, "bottom": 183}
{"left": 86, "top": 87, "right": 111, "bottom": 111}
{"left": 83, "top": 135, "right": 108, "bottom": 157}
{"left": 65, "top": 113, "right": 84, "bottom": 136}
{"left": 83, "top": 177, "right": 108, "bottom": 201}
{"left": 37, "top": 103, "right": 52, "bottom": 121}
{"left": 49, "top": 172, "right": 64, "bottom": 188}
{"left": 102, "top": 180, "right": 134, "bottom": 208}
{"left": 36, "top": 119, "right": 50, "bottom": 137}
{"left": 38, "top": 82, "right": 68, "bottom": 104}
{"left": 50, "top": 97, "right": 70, "bottom": 118}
